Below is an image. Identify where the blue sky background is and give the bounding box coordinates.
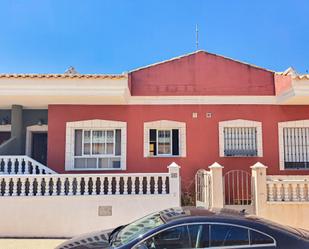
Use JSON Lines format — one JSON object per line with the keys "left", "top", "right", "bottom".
{"left": 0, "top": 0, "right": 308, "bottom": 74}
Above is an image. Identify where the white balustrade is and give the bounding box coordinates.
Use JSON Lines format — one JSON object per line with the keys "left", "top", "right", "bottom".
{"left": 267, "top": 175, "right": 309, "bottom": 202}
{"left": 0, "top": 171, "right": 174, "bottom": 197}
{"left": 0, "top": 156, "right": 57, "bottom": 175}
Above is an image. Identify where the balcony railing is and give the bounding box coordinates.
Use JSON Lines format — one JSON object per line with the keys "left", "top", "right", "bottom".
{"left": 0, "top": 156, "right": 57, "bottom": 175}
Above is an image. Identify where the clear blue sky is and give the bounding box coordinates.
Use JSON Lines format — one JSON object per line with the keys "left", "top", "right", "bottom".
{"left": 0, "top": 0, "right": 308, "bottom": 74}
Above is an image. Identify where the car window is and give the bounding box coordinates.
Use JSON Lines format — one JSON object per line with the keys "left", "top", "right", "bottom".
{"left": 137, "top": 225, "right": 205, "bottom": 249}
{"left": 195, "top": 225, "right": 209, "bottom": 248}
{"left": 210, "top": 224, "right": 249, "bottom": 247}
{"left": 112, "top": 212, "right": 164, "bottom": 247}
{"left": 250, "top": 230, "right": 275, "bottom": 245}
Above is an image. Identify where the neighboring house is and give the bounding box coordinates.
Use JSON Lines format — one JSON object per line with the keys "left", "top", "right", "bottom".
{"left": 1, "top": 50, "right": 309, "bottom": 186}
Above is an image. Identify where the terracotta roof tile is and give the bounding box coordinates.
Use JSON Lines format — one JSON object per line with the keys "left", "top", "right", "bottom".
{"left": 0, "top": 74, "right": 126, "bottom": 79}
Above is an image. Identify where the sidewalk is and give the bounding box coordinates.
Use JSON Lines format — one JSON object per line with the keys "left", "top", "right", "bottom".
{"left": 0, "top": 239, "right": 66, "bottom": 249}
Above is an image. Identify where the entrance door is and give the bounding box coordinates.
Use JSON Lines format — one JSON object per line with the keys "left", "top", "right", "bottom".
{"left": 31, "top": 133, "right": 47, "bottom": 165}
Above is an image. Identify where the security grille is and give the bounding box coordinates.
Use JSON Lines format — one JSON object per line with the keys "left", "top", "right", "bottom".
{"left": 224, "top": 127, "right": 257, "bottom": 157}
{"left": 283, "top": 127, "right": 309, "bottom": 169}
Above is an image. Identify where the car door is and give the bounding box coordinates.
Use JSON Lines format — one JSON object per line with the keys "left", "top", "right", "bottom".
{"left": 134, "top": 222, "right": 277, "bottom": 249}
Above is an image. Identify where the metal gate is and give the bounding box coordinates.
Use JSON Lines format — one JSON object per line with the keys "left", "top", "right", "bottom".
{"left": 195, "top": 169, "right": 212, "bottom": 209}
{"left": 224, "top": 170, "right": 252, "bottom": 206}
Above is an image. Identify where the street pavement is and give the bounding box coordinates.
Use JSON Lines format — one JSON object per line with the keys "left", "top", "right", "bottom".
{"left": 0, "top": 239, "right": 66, "bottom": 249}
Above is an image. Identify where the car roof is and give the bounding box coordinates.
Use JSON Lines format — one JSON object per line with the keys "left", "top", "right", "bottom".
{"left": 159, "top": 206, "right": 247, "bottom": 222}
{"left": 160, "top": 207, "right": 309, "bottom": 240}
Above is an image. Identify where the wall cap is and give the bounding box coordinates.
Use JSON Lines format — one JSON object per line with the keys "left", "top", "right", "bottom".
{"left": 167, "top": 162, "right": 181, "bottom": 169}
{"left": 250, "top": 162, "right": 268, "bottom": 169}
{"left": 209, "top": 162, "right": 224, "bottom": 169}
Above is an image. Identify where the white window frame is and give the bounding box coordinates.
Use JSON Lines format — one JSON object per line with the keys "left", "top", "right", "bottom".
{"left": 278, "top": 119, "right": 309, "bottom": 170}
{"left": 65, "top": 119, "right": 126, "bottom": 171}
{"left": 157, "top": 129, "right": 172, "bottom": 156}
{"left": 219, "top": 119, "right": 263, "bottom": 157}
{"left": 144, "top": 120, "right": 186, "bottom": 158}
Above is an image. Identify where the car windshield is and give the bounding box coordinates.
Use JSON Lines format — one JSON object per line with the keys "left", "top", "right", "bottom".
{"left": 111, "top": 212, "right": 165, "bottom": 247}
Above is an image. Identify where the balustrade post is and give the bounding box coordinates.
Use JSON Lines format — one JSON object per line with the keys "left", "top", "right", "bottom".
{"left": 154, "top": 176, "right": 159, "bottom": 194}
{"left": 24, "top": 159, "right": 30, "bottom": 174}
{"left": 11, "top": 178, "right": 18, "bottom": 196}
{"left": 107, "top": 177, "right": 112, "bottom": 195}
{"left": 168, "top": 162, "right": 181, "bottom": 206}
{"left": 283, "top": 184, "right": 290, "bottom": 201}
{"left": 251, "top": 162, "right": 268, "bottom": 216}
{"left": 291, "top": 183, "right": 299, "bottom": 201}
{"left": 28, "top": 177, "right": 34, "bottom": 196}
{"left": 123, "top": 176, "right": 128, "bottom": 195}
{"left": 146, "top": 176, "right": 151, "bottom": 194}
{"left": 115, "top": 177, "right": 120, "bottom": 195}
{"left": 76, "top": 177, "right": 81, "bottom": 195}
{"left": 209, "top": 162, "right": 224, "bottom": 209}
{"left": 275, "top": 183, "right": 281, "bottom": 201}
{"left": 68, "top": 177, "right": 74, "bottom": 196}
{"left": 299, "top": 183, "right": 306, "bottom": 201}
{"left": 60, "top": 178, "right": 66, "bottom": 196}
{"left": 131, "top": 177, "right": 136, "bottom": 195}
{"left": 3, "top": 158, "right": 9, "bottom": 174}
{"left": 20, "top": 177, "right": 26, "bottom": 196}
{"left": 267, "top": 182, "right": 274, "bottom": 201}
{"left": 138, "top": 177, "right": 143, "bottom": 194}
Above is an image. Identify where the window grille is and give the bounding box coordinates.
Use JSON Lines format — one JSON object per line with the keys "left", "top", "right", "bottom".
{"left": 283, "top": 127, "right": 309, "bottom": 169}
{"left": 223, "top": 127, "right": 257, "bottom": 157}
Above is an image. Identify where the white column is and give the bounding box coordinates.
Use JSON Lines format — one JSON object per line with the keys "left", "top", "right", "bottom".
{"left": 267, "top": 182, "right": 274, "bottom": 201}
{"left": 168, "top": 162, "right": 181, "bottom": 206}
{"left": 251, "top": 162, "right": 268, "bottom": 216}
{"left": 209, "top": 162, "right": 224, "bottom": 209}
{"left": 123, "top": 176, "right": 128, "bottom": 195}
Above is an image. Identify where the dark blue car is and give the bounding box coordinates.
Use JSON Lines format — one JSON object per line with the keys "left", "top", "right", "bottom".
{"left": 56, "top": 207, "right": 309, "bottom": 249}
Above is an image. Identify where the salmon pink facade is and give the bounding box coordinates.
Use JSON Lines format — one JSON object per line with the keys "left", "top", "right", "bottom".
{"left": 1, "top": 51, "right": 309, "bottom": 189}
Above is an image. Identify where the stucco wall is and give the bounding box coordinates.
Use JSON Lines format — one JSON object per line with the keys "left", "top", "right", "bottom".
{"left": 47, "top": 105, "right": 309, "bottom": 187}
{"left": 129, "top": 51, "right": 275, "bottom": 96}
{"left": 260, "top": 203, "right": 309, "bottom": 230}
{"left": 0, "top": 194, "right": 178, "bottom": 237}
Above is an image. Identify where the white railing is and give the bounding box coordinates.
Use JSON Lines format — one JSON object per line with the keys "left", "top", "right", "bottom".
{"left": 0, "top": 163, "right": 182, "bottom": 197}
{"left": 267, "top": 175, "right": 309, "bottom": 202}
{"left": 0, "top": 156, "right": 57, "bottom": 175}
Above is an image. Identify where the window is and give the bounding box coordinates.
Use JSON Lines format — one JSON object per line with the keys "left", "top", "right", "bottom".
{"left": 223, "top": 127, "right": 257, "bottom": 157}
{"left": 65, "top": 119, "right": 126, "bottom": 170}
{"left": 210, "top": 224, "right": 249, "bottom": 247}
{"left": 219, "top": 119, "right": 263, "bottom": 157}
{"left": 250, "top": 230, "right": 275, "bottom": 245}
{"left": 137, "top": 225, "right": 202, "bottom": 249}
{"left": 283, "top": 128, "right": 309, "bottom": 169}
{"left": 74, "top": 129, "right": 121, "bottom": 169}
{"left": 279, "top": 120, "right": 309, "bottom": 170}
{"left": 149, "top": 129, "right": 179, "bottom": 156}
{"left": 144, "top": 120, "right": 186, "bottom": 157}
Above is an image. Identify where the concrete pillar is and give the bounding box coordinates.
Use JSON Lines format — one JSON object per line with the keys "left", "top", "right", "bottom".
{"left": 209, "top": 162, "right": 224, "bottom": 209}
{"left": 251, "top": 162, "right": 268, "bottom": 216}
{"left": 168, "top": 162, "right": 181, "bottom": 206}
{"left": 11, "top": 105, "right": 23, "bottom": 154}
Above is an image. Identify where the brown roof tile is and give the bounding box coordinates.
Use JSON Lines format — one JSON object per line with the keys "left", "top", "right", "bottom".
{"left": 0, "top": 74, "right": 126, "bottom": 79}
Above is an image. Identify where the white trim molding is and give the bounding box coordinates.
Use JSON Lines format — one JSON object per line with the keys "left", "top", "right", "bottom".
{"left": 278, "top": 119, "right": 309, "bottom": 170}
{"left": 219, "top": 119, "right": 263, "bottom": 157}
{"left": 25, "top": 125, "right": 48, "bottom": 157}
{"left": 0, "top": 124, "right": 11, "bottom": 132}
{"left": 144, "top": 120, "right": 186, "bottom": 157}
{"left": 65, "top": 119, "right": 127, "bottom": 171}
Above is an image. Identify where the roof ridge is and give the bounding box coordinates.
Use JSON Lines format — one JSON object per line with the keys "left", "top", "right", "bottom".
{"left": 129, "top": 50, "right": 275, "bottom": 73}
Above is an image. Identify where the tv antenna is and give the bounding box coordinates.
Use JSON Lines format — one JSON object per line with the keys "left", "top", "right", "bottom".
{"left": 195, "top": 24, "right": 199, "bottom": 50}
